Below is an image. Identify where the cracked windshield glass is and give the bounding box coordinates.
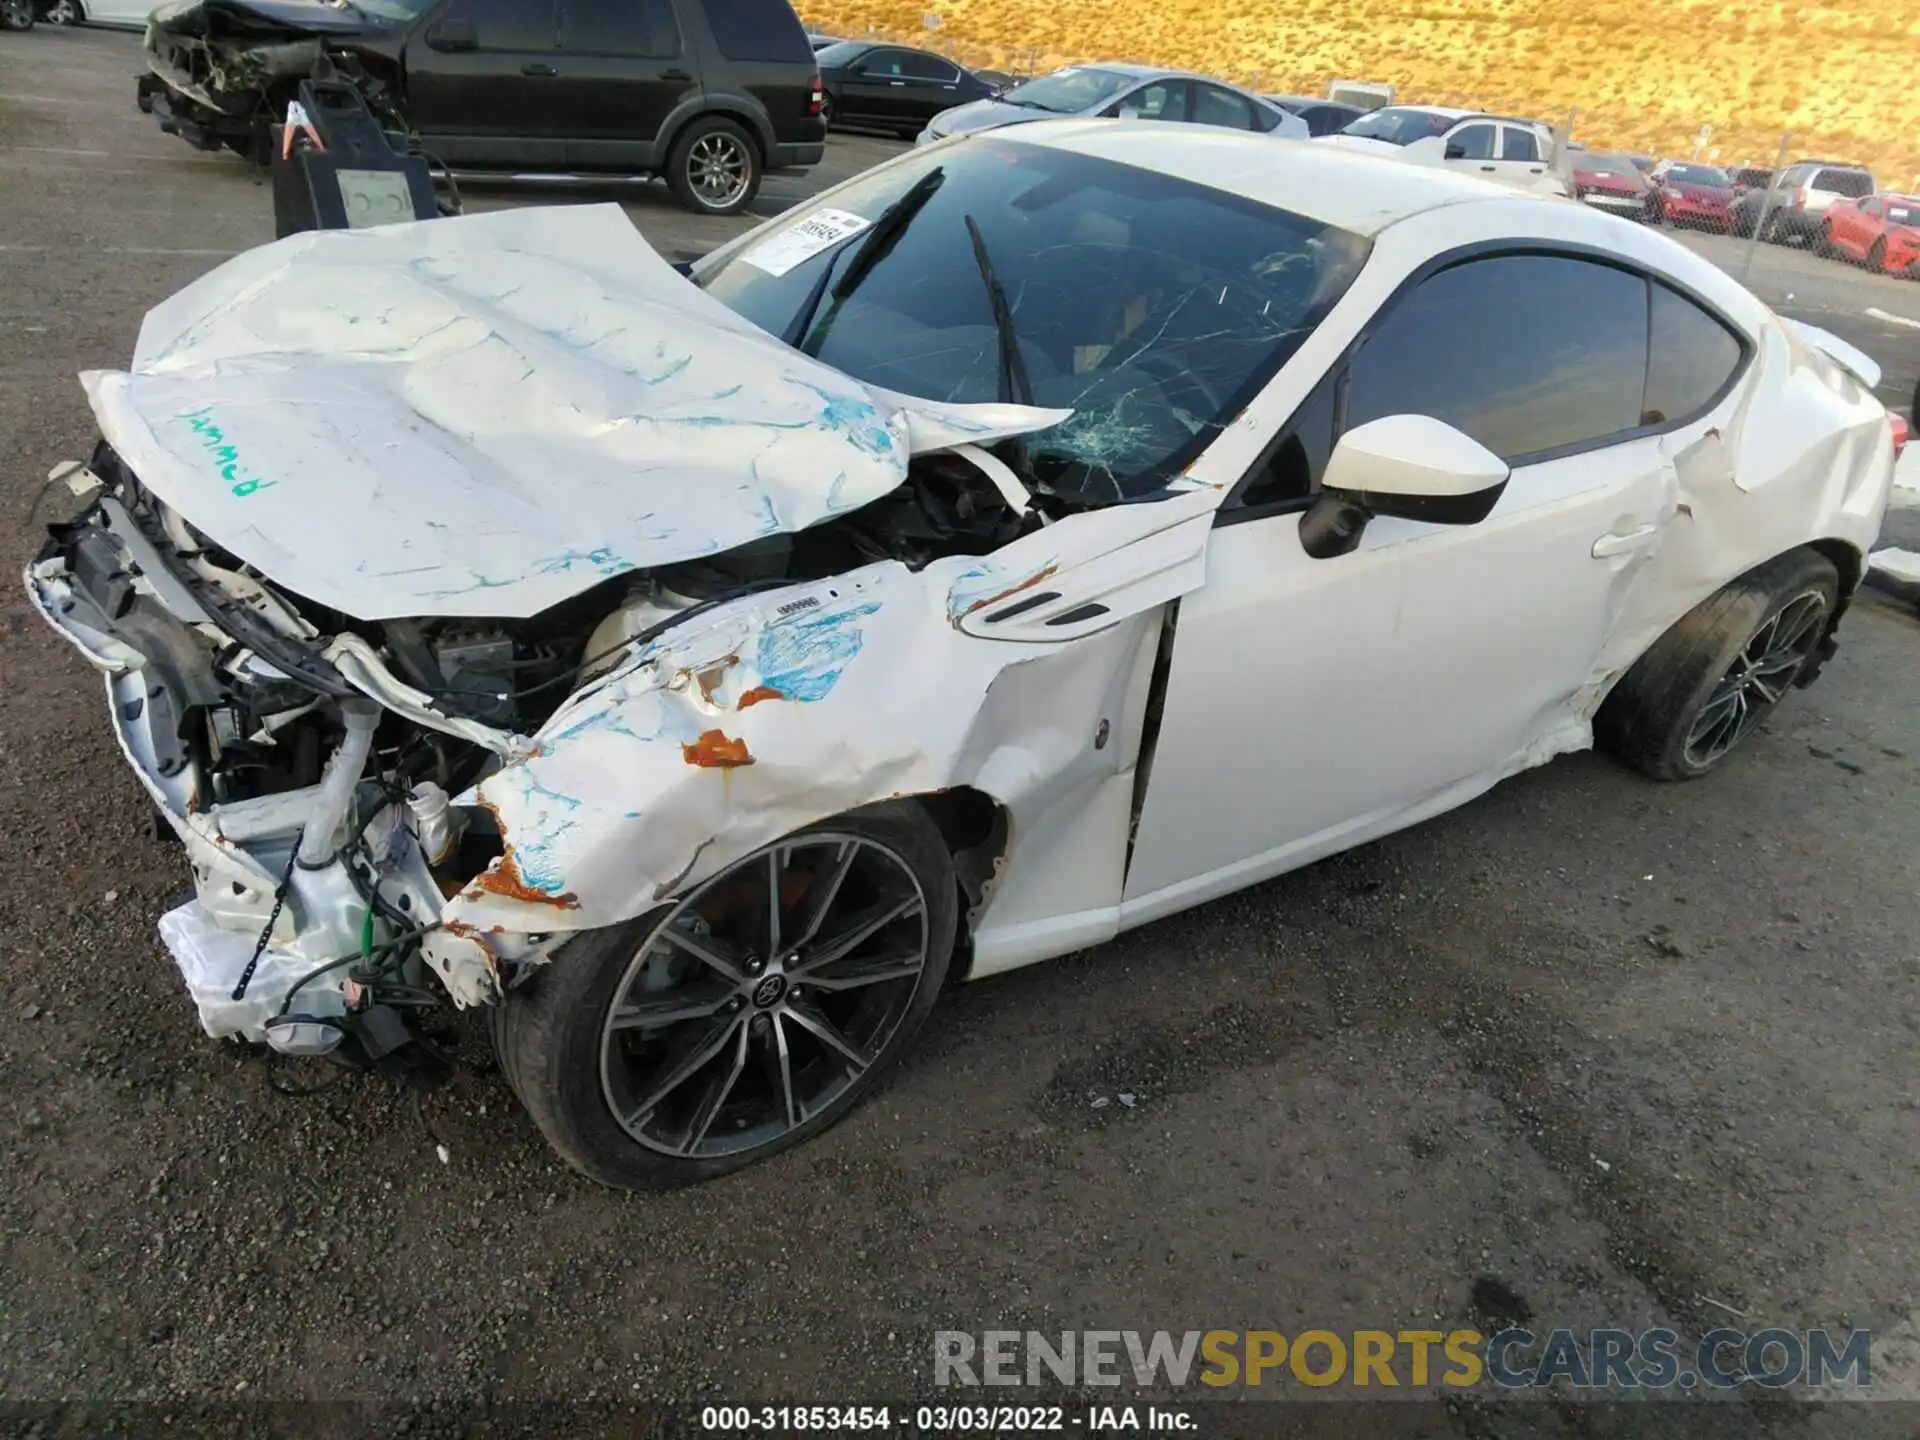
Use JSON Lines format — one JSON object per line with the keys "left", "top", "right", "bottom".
{"left": 697, "top": 138, "right": 1370, "bottom": 500}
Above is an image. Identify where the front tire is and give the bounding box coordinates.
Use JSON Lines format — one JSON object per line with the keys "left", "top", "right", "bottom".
{"left": 1869, "top": 238, "right": 1887, "bottom": 273}
{"left": 1, "top": 0, "right": 36, "bottom": 29}
{"left": 665, "top": 115, "right": 761, "bottom": 216}
{"left": 495, "top": 802, "right": 957, "bottom": 1189}
{"left": 1595, "top": 549, "right": 1839, "bottom": 781}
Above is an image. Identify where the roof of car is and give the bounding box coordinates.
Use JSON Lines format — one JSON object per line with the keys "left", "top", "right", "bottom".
{"left": 996, "top": 118, "right": 1554, "bottom": 235}
{"left": 1075, "top": 61, "right": 1182, "bottom": 79}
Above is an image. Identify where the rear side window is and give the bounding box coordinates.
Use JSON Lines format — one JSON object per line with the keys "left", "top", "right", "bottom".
{"left": 1345, "top": 254, "right": 1650, "bottom": 460}
{"left": 1643, "top": 283, "right": 1744, "bottom": 425}
{"left": 561, "top": 0, "right": 679, "bottom": 55}
{"left": 699, "top": 0, "right": 811, "bottom": 62}
{"left": 1192, "top": 84, "right": 1258, "bottom": 131}
{"left": 1501, "top": 126, "right": 1540, "bottom": 162}
{"left": 1815, "top": 168, "right": 1873, "bottom": 197}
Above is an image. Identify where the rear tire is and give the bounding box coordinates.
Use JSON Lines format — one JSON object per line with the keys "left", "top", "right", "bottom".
{"left": 494, "top": 801, "right": 957, "bottom": 1190}
{"left": 43, "top": 0, "right": 78, "bottom": 22}
{"left": 1, "top": 0, "right": 36, "bottom": 29}
{"left": 1595, "top": 549, "right": 1839, "bottom": 782}
{"left": 665, "top": 115, "right": 761, "bottom": 217}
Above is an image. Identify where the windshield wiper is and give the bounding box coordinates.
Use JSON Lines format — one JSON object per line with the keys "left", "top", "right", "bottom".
{"left": 786, "top": 166, "right": 945, "bottom": 353}
{"left": 963, "top": 213, "right": 1033, "bottom": 408}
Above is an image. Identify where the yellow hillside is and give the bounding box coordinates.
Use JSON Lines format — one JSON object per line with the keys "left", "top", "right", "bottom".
{"left": 801, "top": 0, "right": 1920, "bottom": 185}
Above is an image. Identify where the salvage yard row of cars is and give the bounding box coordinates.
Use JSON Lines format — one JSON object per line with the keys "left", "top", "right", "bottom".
{"left": 25, "top": 0, "right": 1915, "bottom": 253}
{"left": 28, "top": 102, "right": 1903, "bottom": 1188}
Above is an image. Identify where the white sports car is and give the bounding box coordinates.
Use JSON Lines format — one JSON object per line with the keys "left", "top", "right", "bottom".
{"left": 28, "top": 122, "right": 1896, "bottom": 1189}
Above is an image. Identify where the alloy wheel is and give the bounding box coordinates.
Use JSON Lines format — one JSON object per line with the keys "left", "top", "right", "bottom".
{"left": 599, "top": 833, "right": 932, "bottom": 1159}
{"left": 1, "top": 0, "right": 34, "bottom": 26}
{"left": 685, "top": 133, "right": 751, "bottom": 210}
{"left": 45, "top": 0, "right": 76, "bottom": 21}
{"left": 1683, "top": 591, "right": 1828, "bottom": 769}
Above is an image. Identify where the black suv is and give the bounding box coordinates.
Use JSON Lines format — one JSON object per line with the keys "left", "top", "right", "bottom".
{"left": 140, "top": 0, "right": 826, "bottom": 215}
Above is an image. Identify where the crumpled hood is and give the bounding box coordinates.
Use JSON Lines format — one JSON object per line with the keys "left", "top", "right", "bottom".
{"left": 80, "top": 204, "right": 1069, "bottom": 622}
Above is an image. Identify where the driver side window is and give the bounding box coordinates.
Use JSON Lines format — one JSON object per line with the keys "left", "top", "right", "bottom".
{"left": 1447, "top": 123, "right": 1495, "bottom": 160}
{"left": 1115, "top": 82, "right": 1189, "bottom": 122}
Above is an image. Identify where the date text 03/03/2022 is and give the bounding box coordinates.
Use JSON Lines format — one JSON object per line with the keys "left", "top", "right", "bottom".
{"left": 698, "top": 1405, "right": 1192, "bottom": 1432}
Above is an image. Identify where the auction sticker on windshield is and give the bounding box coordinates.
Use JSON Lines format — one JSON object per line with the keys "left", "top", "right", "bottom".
{"left": 741, "top": 209, "right": 873, "bottom": 277}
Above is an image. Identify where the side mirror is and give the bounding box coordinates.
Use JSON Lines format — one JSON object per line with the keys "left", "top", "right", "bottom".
{"left": 425, "top": 17, "right": 477, "bottom": 51}
{"left": 1443, "top": 141, "right": 1467, "bottom": 160}
{"left": 1298, "top": 415, "right": 1510, "bottom": 559}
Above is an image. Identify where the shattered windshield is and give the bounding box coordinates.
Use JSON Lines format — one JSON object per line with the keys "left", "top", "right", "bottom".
{"left": 996, "top": 68, "right": 1134, "bottom": 114}
{"left": 698, "top": 137, "right": 1370, "bottom": 501}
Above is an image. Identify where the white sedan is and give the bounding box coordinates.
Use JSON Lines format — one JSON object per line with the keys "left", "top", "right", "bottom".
{"left": 29, "top": 123, "right": 1895, "bottom": 1189}
{"left": 38, "top": 0, "right": 160, "bottom": 26}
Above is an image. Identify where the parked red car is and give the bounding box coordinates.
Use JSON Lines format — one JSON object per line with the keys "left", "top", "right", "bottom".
{"left": 1649, "top": 161, "right": 1738, "bottom": 231}
{"left": 1821, "top": 193, "right": 1920, "bottom": 276}
{"left": 1571, "top": 151, "right": 1657, "bottom": 222}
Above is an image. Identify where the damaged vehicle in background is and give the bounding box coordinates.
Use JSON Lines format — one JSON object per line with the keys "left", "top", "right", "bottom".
{"left": 29, "top": 124, "right": 1897, "bottom": 1190}
{"left": 136, "top": 0, "right": 826, "bottom": 215}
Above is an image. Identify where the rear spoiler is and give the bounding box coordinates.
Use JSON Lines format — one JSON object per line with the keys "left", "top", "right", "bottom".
{"left": 1783, "top": 317, "right": 1883, "bottom": 391}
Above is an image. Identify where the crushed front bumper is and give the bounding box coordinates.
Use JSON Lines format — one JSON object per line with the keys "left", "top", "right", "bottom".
{"left": 25, "top": 468, "right": 445, "bottom": 1043}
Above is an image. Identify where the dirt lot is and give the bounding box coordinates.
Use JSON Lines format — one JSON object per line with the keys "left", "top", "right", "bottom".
{"left": 5, "top": 27, "right": 1920, "bottom": 1434}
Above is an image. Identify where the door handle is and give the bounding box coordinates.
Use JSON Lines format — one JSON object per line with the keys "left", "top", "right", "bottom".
{"left": 1479, "top": 164, "right": 1496, "bottom": 172}
{"left": 1591, "top": 524, "right": 1660, "bottom": 558}
{"left": 521, "top": 62, "right": 558, "bottom": 76}
{"left": 888, "top": 79, "right": 905, "bottom": 86}
{"left": 1528, "top": 166, "right": 1543, "bottom": 173}
{"left": 661, "top": 67, "right": 692, "bottom": 81}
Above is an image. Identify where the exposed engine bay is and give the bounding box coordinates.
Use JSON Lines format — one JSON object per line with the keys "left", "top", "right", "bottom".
{"left": 29, "top": 434, "right": 1054, "bottom": 1069}
{"left": 139, "top": 0, "right": 403, "bottom": 157}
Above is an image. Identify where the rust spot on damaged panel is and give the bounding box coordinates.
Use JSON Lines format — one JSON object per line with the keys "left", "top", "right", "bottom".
{"left": 682, "top": 728, "right": 754, "bottom": 768}
{"left": 468, "top": 849, "right": 581, "bottom": 910}
{"left": 691, "top": 654, "right": 741, "bottom": 705}
{"left": 964, "top": 564, "right": 1059, "bottom": 617}
{"left": 737, "top": 685, "right": 783, "bottom": 709}
{"left": 461, "top": 784, "right": 580, "bottom": 909}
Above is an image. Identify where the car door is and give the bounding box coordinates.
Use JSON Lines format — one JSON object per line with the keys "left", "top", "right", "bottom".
{"left": 836, "top": 47, "right": 912, "bottom": 126}
{"left": 1123, "top": 252, "right": 1712, "bottom": 918}
{"left": 894, "top": 50, "right": 966, "bottom": 126}
{"left": 554, "top": 0, "right": 690, "bottom": 170}
{"left": 403, "top": 0, "right": 566, "bottom": 167}
{"left": 1439, "top": 119, "right": 1498, "bottom": 179}
{"left": 1493, "top": 122, "right": 1560, "bottom": 193}
{"left": 1829, "top": 198, "right": 1872, "bottom": 256}
{"left": 1108, "top": 79, "right": 1190, "bottom": 123}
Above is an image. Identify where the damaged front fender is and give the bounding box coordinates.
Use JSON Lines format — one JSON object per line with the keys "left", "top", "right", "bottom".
{"left": 422, "top": 489, "right": 1221, "bottom": 1004}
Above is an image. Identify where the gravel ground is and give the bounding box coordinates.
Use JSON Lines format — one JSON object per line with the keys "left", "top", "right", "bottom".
{"left": 4, "top": 29, "right": 1920, "bottom": 1435}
